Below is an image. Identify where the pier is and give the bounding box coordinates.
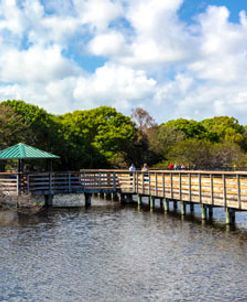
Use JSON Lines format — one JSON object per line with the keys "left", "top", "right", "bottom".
{"left": 1, "top": 169, "right": 247, "bottom": 224}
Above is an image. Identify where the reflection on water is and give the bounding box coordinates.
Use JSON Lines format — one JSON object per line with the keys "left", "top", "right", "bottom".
{"left": 0, "top": 199, "right": 247, "bottom": 301}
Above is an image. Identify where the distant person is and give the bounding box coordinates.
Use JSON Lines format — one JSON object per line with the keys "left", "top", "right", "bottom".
{"left": 141, "top": 163, "right": 148, "bottom": 171}
{"left": 168, "top": 163, "right": 174, "bottom": 170}
{"left": 129, "top": 163, "right": 136, "bottom": 172}
{"left": 181, "top": 164, "right": 186, "bottom": 170}
{"left": 141, "top": 163, "right": 149, "bottom": 183}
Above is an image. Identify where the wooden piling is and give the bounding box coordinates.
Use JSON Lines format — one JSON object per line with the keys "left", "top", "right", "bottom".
{"left": 225, "top": 208, "right": 235, "bottom": 225}
{"left": 208, "top": 205, "right": 213, "bottom": 219}
{"left": 163, "top": 199, "right": 169, "bottom": 212}
{"left": 180, "top": 201, "right": 186, "bottom": 215}
{"left": 44, "top": 194, "right": 53, "bottom": 207}
{"left": 105, "top": 192, "right": 112, "bottom": 200}
{"left": 137, "top": 195, "right": 142, "bottom": 206}
{"left": 85, "top": 193, "right": 92, "bottom": 207}
{"left": 112, "top": 193, "right": 119, "bottom": 201}
{"left": 201, "top": 204, "right": 206, "bottom": 220}
{"left": 149, "top": 196, "right": 154, "bottom": 210}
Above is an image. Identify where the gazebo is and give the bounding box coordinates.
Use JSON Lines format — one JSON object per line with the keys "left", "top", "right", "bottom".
{"left": 0, "top": 143, "right": 60, "bottom": 172}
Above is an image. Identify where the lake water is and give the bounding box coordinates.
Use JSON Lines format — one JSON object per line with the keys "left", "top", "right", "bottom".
{"left": 1, "top": 198, "right": 247, "bottom": 302}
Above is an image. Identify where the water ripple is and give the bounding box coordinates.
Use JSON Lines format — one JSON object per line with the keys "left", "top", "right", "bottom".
{"left": 0, "top": 205, "right": 247, "bottom": 301}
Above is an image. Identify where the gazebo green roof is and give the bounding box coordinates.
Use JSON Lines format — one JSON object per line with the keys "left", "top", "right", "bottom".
{"left": 0, "top": 143, "right": 60, "bottom": 159}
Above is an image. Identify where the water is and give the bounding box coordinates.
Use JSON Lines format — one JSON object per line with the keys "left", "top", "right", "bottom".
{"left": 1, "top": 199, "right": 247, "bottom": 301}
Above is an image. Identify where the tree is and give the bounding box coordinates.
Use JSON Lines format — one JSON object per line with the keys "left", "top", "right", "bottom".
{"left": 131, "top": 107, "right": 157, "bottom": 133}
{"left": 167, "top": 139, "right": 213, "bottom": 168}
{"left": 201, "top": 116, "right": 247, "bottom": 148}
{"left": 60, "top": 106, "right": 136, "bottom": 169}
{"left": 2, "top": 100, "right": 61, "bottom": 152}
{"left": 164, "top": 118, "right": 210, "bottom": 140}
{"left": 0, "top": 103, "right": 29, "bottom": 148}
{"left": 149, "top": 125, "right": 185, "bottom": 157}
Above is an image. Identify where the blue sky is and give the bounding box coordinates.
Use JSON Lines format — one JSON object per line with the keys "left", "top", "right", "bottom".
{"left": 179, "top": 0, "right": 246, "bottom": 23}
{"left": 0, "top": 0, "right": 247, "bottom": 124}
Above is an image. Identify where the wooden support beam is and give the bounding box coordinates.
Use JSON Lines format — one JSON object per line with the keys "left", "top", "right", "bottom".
{"left": 149, "top": 196, "right": 154, "bottom": 210}
{"left": 159, "top": 198, "right": 163, "bottom": 209}
{"left": 180, "top": 201, "right": 186, "bottom": 215}
{"left": 201, "top": 204, "right": 206, "bottom": 220}
{"left": 112, "top": 193, "right": 119, "bottom": 201}
{"left": 208, "top": 205, "right": 213, "bottom": 219}
{"left": 163, "top": 199, "right": 169, "bottom": 212}
{"left": 225, "top": 208, "right": 235, "bottom": 225}
{"left": 85, "top": 193, "right": 92, "bottom": 207}
{"left": 137, "top": 194, "right": 142, "bottom": 206}
{"left": 45, "top": 194, "right": 53, "bottom": 207}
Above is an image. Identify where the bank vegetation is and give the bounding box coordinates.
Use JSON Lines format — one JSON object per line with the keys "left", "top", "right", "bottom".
{"left": 1, "top": 100, "right": 247, "bottom": 170}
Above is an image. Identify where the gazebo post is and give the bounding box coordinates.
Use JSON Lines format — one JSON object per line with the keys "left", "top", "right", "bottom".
{"left": 17, "top": 159, "right": 21, "bottom": 196}
{"left": 49, "top": 159, "right": 53, "bottom": 172}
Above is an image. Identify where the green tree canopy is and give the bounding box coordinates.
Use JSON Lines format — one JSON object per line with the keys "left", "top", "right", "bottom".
{"left": 201, "top": 116, "right": 247, "bottom": 148}
{"left": 0, "top": 103, "right": 28, "bottom": 148}
{"left": 60, "top": 106, "right": 135, "bottom": 168}
{"left": 164, "top": 118, "right": 210, "bottom": 140}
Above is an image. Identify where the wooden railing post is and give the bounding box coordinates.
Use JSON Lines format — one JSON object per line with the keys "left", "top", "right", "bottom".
{"left": 237, "top": 174, "right": 241, "bottom": 209}
{"left": 155, "top": 172, "right": 158, "bottom": 196}
{"left": 179, "top": 172, "right": 182, "bottom": 200}
{"left": 142, "top": 172, "right": 144, "bottom": 194}
{"left": 113, "top": 172, "right": 116, "bottom": 191}
{"left": 16, "top": 173, "right": 20, "bottom": 196}
{"left": 223, "top": 174, "right": 226, "bottom": 208}
{"left": 170, "top": 173, "right": 173, "bottom": 199}
{"left": 49, "top": 172, "right": 52, "bottom": 194}
{"left": 136, "top": 172, "right": 139, "bottom": 194}
{"left": 26, "top": 174, "right": 30, "bottom": 194}
{"left": 210, "top": 174, "right": 214, "bottom": 205}
{"left": 189, "top": 173, "right": 192, "bottom": 201}
{"left": 68, "top": 172, "right": 71, "bottom": 193}
{"left": 198, "top": 173, "right": 202, "bottom": 203}
{"left": 148, "top": 172, "right": 151, "bottom": 195}
{"left": 162, "top": 172, "right": 165, "bottom": 198}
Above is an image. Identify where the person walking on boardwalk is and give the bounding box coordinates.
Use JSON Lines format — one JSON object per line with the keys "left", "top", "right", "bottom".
{"left": 141, "top": 163, "right": 149, "bottom": 183}
{"left": 129, "top": 163, "right": 136, "bottom": 172}
{"left": 141, "top": 163, "right": 148, "bottom": 171}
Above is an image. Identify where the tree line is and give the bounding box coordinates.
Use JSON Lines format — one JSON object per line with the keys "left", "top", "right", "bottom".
{"left": 1, "top": 100, "right": 247, "bottom": 171}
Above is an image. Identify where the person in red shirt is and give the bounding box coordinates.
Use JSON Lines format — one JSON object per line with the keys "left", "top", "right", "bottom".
{"left": 168, "top": 163, "right": 174, "bottom": 170}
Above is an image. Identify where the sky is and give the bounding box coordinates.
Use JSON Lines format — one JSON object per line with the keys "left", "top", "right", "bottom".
{"left": 0, "top": 0, "right": 247, "bottom": 123}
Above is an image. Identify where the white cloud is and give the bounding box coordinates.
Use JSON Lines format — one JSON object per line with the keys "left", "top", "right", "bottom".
{"left": 74, "top": 63, "right": 156, "bottom": 110}
{"left": 188, "top": 6, "right": 247, "bottom": 83}
{"left": 0, "top": 0, "right": 246, "bottom": 125}
{"left": 0, "top": 46, "right": 81, "bottom": 83}
{"left": 74, "top": 0, "right": 123, "bottom": 31}
{"left": 88, "top": 31, "right": 126, "bottom": 56}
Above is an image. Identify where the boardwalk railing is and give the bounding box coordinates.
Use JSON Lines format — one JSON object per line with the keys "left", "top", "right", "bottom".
{"left": 1, "top": 170, "right": 247, "bottom": 210}
{"left": 0, "top": 173, "right": 18, "bottom": 195}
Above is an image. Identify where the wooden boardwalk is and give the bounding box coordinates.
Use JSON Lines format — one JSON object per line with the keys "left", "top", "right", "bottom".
{"left": 1, "top": 169, "right": 247, "bottom": 224}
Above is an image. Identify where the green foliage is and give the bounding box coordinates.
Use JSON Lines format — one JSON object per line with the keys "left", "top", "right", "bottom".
{"left": 1, "top": 101, "right": 247, "bottom": 170}
{"left": 167, "top": 139, "right": 212, "bottom": 167}
{"left": 167, "top": 139, "right": 245, "bottom": 168}
{"left": 60, "top": 106, "right": 135, "bottom": 169}
{"left": 2, "top": 100, "right": 60, "bottom": 152}
{"left": 164, "top": 118, "right": 209, "bottom": 140}
{"left": 201, "top": 116, "right": 247, "bottom": 148}
{"left": 0, "top": 103, "right": 28, "bottom": 148}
